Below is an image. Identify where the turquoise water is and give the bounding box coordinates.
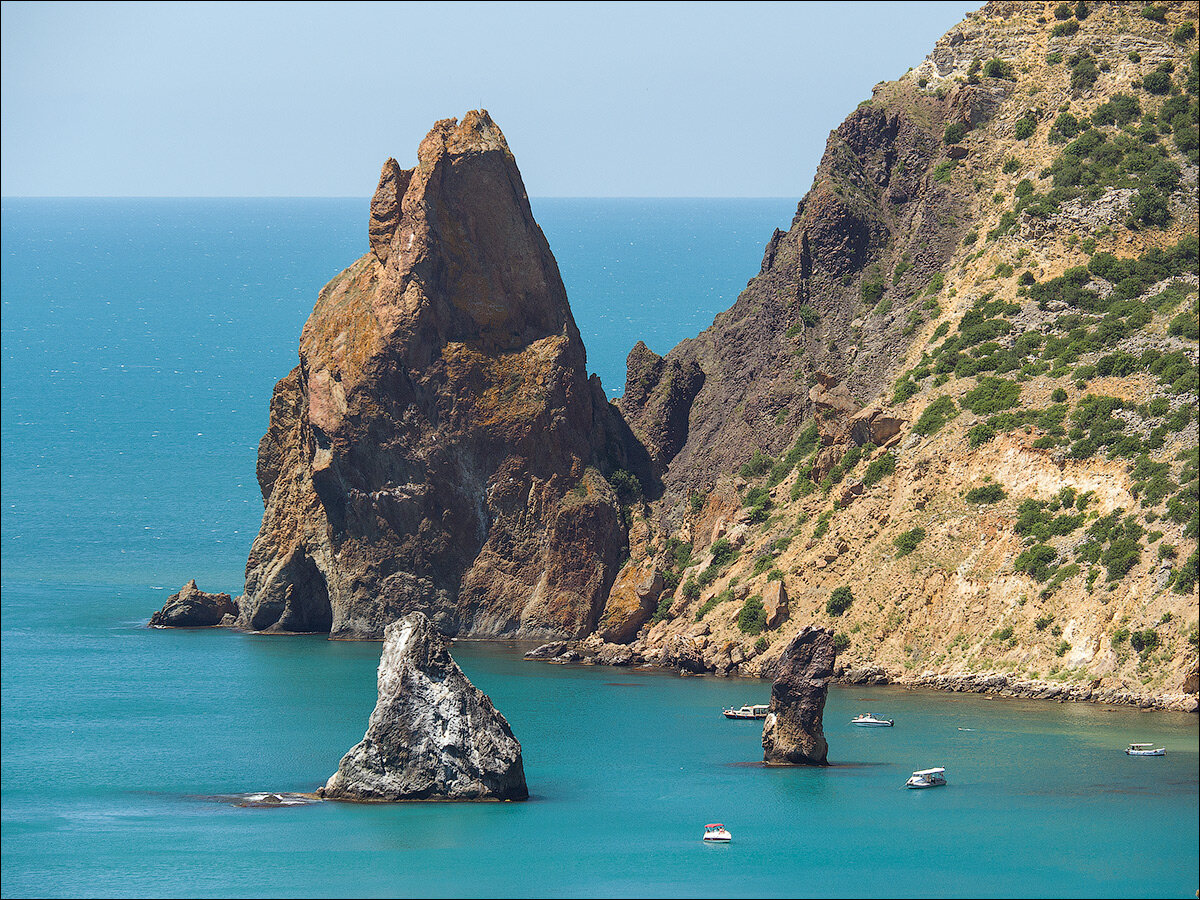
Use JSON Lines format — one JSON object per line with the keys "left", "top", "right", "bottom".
{"left": 2, "top": 199, "right": 1197, "bottom": 898}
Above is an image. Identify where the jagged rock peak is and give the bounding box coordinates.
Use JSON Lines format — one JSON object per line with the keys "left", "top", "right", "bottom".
{"left": 320, "top": 612, "right": 528, "bottom": 801}
{"left": 418, "top": 109, "right": 512, "bottom": 161}
{"left": 762, "top": 627, "right": 837, "bottom": 766}
{"left": 240, "top": 109, "right": 646, "bottom": 640}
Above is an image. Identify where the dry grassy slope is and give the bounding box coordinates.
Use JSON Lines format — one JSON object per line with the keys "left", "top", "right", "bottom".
{"left": 639, "top": 0, "right": 1199, "bottom": 710}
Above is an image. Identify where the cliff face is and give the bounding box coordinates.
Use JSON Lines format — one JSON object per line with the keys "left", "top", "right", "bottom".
{"left": 619, "top": 77, "right": 982, "bottom": 513}
{"left": 241, "top": 111, "right": 646, "bottom": 639}
{"left": 594, "top": 0, "right": 1199, "bottom": 711}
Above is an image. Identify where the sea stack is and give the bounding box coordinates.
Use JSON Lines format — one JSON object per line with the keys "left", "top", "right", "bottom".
{"left": 240, "top": 110, "right": 649, "bottom": 640}
{"left": 762, "top": 626, "right": 837, "bottom": 766}
{"left": 320, "top": 612, "right": 528, "bottom": 801}
{"left": 148, "top": 580, "right": 237, "bottom": 627}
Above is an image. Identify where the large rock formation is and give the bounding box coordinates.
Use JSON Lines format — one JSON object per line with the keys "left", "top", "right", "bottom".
{"left": 240, "top": 110, "right": 650, "bottom": 639}
{"left": 762, "top": 627, "right": 837, "bottom": 766}
{"left": 149, "top": 580, "right": 237, "bottom": 627}
{"left": 619, "top": 80, "right": 976, "bottom": 515}
{"left": 320, "top": 612, "right": 528, "bottom": 801}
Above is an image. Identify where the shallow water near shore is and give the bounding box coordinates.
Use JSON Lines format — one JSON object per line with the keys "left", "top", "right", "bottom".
{"left": 3, "top": 199, "right": 1198, "bottom": 897}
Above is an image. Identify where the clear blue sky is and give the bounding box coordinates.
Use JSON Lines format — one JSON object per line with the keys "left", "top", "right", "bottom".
{"left": 1, "top": 1, "right": 978, "bottom": 197}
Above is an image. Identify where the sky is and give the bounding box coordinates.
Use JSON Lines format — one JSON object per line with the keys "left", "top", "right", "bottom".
{"left": 1, "top": 1, "right": 979, "bottom": 197}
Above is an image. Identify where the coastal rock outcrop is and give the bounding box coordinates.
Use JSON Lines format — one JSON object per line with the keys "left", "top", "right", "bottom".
{"left": 149, "top": 580, "right": 237, "bottom": 627}
{"left": 320, "top": 612, "right": 528, "bottom": 801}
{"left": 762, "top": 627, "right": 837, "bottom": 766}
{"left": 618, "top": 78, "right": 975, "bottom": 516}
{"left": 240, "top": 110, "right": 650, "bottom": 639}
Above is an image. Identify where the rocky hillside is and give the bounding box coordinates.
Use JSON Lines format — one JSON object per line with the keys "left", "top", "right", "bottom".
{"left": 240, "top": 111, "right": 648, "bottom": 640}
{"left": 220, "top": 1, "right": 1197, "bottom": 710}
{"left": 575, "top": 0, "right": 1199, "bottom": 710}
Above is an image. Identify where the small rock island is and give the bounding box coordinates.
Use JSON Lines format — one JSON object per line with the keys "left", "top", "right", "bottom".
{"left": 148, "top": 580, "right": 237, "bottom": 628}
{"left": 320, "top": 612, "right": 528, "bottom": 801}
{"left": 762, "top": 626, "right": 837, "bottom": 766}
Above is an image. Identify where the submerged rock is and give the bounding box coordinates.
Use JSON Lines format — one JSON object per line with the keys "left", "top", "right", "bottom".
{"left": 149, "top": 580, "right": 237, "bottom": 627}
{"left": 321, "top": 612, "right": 528, "bottom": 801}
{"left": 762, "top": 627, "right": 837, "bottom": 766}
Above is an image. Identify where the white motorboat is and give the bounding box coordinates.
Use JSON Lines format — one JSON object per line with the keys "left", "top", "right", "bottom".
{"left": 905, "top": 767, "right": 947, "bottom": 789}
{"left": 703, "top": 823, "right": 732, "bottom": 843}
{"left": 723, "top": 704, "right": 769, "bottom": 720}
{"left": 851, "top": 712, "right": 894, "bottom": 727}
{"left": 1125, "top": 743, "right": 1165, "bottom": 757}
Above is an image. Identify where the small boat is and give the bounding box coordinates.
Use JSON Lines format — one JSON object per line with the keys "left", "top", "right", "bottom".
{"left": 905, "top": 767, "right": 947, "bottom": 789}
{"left": 703, "top": 823, "right": 732, "bottom": 843}
{"left": 1125, "top": 743, "right": 1165, "bottom": 757}
{"left": 851, "top": 712, "right": 894, "bottom": 727}
{"left": 723, "top": 704, "right": 769, "bottom": 720}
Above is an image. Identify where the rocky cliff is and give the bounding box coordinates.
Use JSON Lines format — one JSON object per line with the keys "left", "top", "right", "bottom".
{"left": 535, "top": 1, "right": 1200, "bottom": 711}
{"left": 240, "top": 111, "right": 648, "bottom": 640}
{"left": 320, "top": 612, "right": 527, "bottom": 801}
{"left": 762, "top": 627, "right": 837, "bottom": 766}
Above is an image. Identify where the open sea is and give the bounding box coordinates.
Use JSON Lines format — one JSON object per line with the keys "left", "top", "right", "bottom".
{"left": 2, "top": 198, "right": 1197, "bottom": 898}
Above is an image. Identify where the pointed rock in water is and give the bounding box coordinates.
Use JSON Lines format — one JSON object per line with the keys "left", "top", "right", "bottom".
{"left": 240, "top": 109, "right": 650, "bottom": 639}
{"left": 149, "top": 580, "right": 237, "bottom": 627}
{"left": 321, "top": 612, "right": 528, "bottom": 801}
{"left": 762, "top": 626, "right": 837, "bottom": 766}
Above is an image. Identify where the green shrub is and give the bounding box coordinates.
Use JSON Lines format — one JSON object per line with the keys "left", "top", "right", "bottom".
{"left": 914, "top": 396, "right": 958, "bottom": 436}
{"left": 1051, "top": 388, "right": 1068, "bottom": 403}
{"left": 1015, "top": 543, "right": 1058, "bottom": 581}
{"left": 944, "top": 123, "right": 966, "bottom": 145}
{"left": 1054, "top": 639, "right": 1071, "bottom": 657}
{"left": 1003, "top": 156, "right": 1021, "bottom": 174}
{"left": 965, "top": 483, "right": 1006, "bottom": 504}
{"left": 1172, "top": 549, "right": 1198, "bottom": 594}
{"left": 754, "top": 635, "right": 769, "bottom": 652}
{"left": 1014, "top": 115, "right": 1037, "bottom": 140}
{"left": 1111, "top": 626, "right": 1130, "bottom": 645}
{"left": 861, "top": 279, "right": 885, "bottom": 308}
{"left": 1054, "top": 2, "right": 1072, "bottom": 19}
{"left": 681, "top": 578, "right": 701, "bottom": 602}
{"left": 932, "top": 160, "right": 958, "bottom": 183}
{"left": 1051, "top": 19, "right": 1079, "bottom": 37}
{"left": 609, "top": 468, "right": 642, "bottom": 504}
{"left": 737, "top": 595, "right": 767, "bottom": 635}
{"left": 960, "top": 376, "right": 1022, "bottom": 415}
{"left": 1034, "top": 614, "right": 1055, "bottom": 631}
{"left": 739, "top": 449, "right": 774, "bottom": 479}
{"left": 1142, "top": 71, "right": 1171, "bottom": 95}
{"left": 993, "top": 625, "right": 1015, "bottom": 641}
{"left": 832, "top": 632, "right": 851, "bottom": 652}
{"left": 1130, "top": 628, "right": 1159, "bottom": 653}
{"left": 709, "top": 537, "right": 737, "bottom": 568}
{"left": 893, "top": 527, "right": 927, "bottom": 557}
{"left": 862, "top": 452, "right": 896, "bottom": 487}
{"left": 650, "top": 594, "right": 674, "bottom": 624}
{"left": 826, "top": 586, "right": 854, "bottom": 617}
{"left": 1140, "top": 5, "right": 1167, "bottom": 23}
{"left": 1174, "top": 22, "right": 1196, "bottom": 42}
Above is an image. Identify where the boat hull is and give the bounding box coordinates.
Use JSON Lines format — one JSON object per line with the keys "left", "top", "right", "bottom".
{"left": 1125, "top": 749, "right": 1165, "bottom": 756}
{"left": 852, "top": 721, "right": 893, "bottom": 727}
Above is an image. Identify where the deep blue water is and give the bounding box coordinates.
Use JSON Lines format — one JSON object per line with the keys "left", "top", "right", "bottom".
{"left": 2, "top": 199, "right": 1197, "bottom": 898}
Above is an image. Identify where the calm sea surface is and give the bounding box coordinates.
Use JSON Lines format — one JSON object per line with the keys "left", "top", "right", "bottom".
{"left": 2, "top": 199, "right": 1197, "bottom": 898}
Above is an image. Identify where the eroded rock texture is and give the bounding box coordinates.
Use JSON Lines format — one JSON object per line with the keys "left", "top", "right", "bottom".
{"left": 241, "top": 111, "right": 649, "bottom": 639}
{"left": 762, "top": 627, "right": 837, "bottom": 766}
{"left": 321, "top": 613, "right": 527, "bottom": 801}
{"left": 618, "top": 83, "right": 976, "bottom": 517}
{"left": 149, "top": 580, "right": 237, "bottom": 627}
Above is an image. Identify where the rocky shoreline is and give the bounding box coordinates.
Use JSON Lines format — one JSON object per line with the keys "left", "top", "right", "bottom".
{"left": 523, "top": 637, "right": 1199, "bottom": 713}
